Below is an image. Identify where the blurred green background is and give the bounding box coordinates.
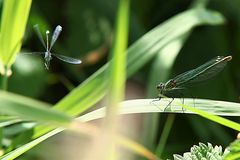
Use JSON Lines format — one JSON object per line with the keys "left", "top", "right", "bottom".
{"left": 7, "top": 0, "right": 240, "bottom": 159}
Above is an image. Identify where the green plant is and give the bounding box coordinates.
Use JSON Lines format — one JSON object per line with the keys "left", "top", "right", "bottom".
{"left": 173, "top": 143, "right": 227, "bottom": 160}
{"left": 0, "top": 0, "right": 239, "bottom": 159}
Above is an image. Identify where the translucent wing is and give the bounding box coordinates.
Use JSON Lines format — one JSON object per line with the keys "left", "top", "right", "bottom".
{"left": 21, "top": 52, "right": 45, "bottom": 56}
{"left": 33, "top": 24, "right": 47, "bottom": 50}
{"left": 173, "top": 56, "right": 232, "bottom": 87}
{"left": 49, "top": 25, "right": 62, "bottom": 50}
{"left": 52, "top": 53, "right": 81, "bottom": 64}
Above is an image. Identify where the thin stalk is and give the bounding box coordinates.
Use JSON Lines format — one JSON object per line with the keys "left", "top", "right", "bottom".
{"left": 155, "top": 114, "right": 175, "bottom": 157}
{"left": 105, "top": 0, "right": 130, "bottom": 126}
{"left": 1, "top": 66, "right": 9, "bottom": 90}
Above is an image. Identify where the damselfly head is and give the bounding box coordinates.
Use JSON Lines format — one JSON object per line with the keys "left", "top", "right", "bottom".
{"left": 157, "top": 83, "right": 165, "bottom": 90}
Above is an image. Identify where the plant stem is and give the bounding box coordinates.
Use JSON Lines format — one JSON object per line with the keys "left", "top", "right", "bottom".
{"left": 155, "top": 114, "right": 175, "bottom": 157}
{"left": 1, "top": 66, "right": 9, "bottom": 90}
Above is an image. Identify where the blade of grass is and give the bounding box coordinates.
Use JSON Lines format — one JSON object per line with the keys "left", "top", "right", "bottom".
{"left": 0, "top": 117, "right": 21, "bottom": 127}
{"left": 0, "top": 0, "right": 32, "bottom": 90}
{"left": 0, "top": 0, "right": 31, "bottom": 66}
{"left": 178, "top": 101, "right": 240, "bottom": 131}
{"left": 105, "top": 0, "right": 129, "bottom": 125}
{"left": 0, "top": 128, "right": 63, "bottom": 160}
{"left": 155, "top": 114, "right": 175, "bottom": 157}
{"left": 79, "top": 98, "right": 240, "bottom": 131}
{"left": 0, "top": 91, "right": 71, "bottom": 124}
{"left": 89, "top": 0, "right": 129, "bottom": 159}
{"left": 78, "top": 98, "right": 240, "bottom": 121}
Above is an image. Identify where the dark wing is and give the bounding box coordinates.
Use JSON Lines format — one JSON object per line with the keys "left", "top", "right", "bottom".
{"left": 173, "top": 56, "right": 232, "bottom": 87}
{"left": 52, "top": 53, "right": 82, "bottom": 64}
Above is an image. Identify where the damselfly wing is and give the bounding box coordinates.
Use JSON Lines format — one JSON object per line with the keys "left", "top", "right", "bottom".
{"left": 29, "top": 24, "right": 81, "bottom": 69}
{"left": 156, "top": 56, "right": 232, "bottom": 110}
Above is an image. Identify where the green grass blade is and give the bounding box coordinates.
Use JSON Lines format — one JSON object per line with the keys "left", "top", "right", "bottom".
{"left": 105, "top": 0, "right": 129, "bottom": 123}
{"left": 0, "top": 0, "right": 32, "bottom": 68}
{"left": 79, "top": 98, "right": 240, "bottom": 131}
{"left": 155, "top": 114, "right": 175, "bottom": 157}
{"left": 179, "top": 100, "right": 240, "bottom": 132}
{"left": 0, "top": 117, "right": 21, "bottom": 127}
{"left": 125, "top": 8, "right": 224, "bottom": 77}
{"left": 79, "top": 99, "right": 240, "bottom": 119}
{"left": 0, "top": 91, "right": 71, "bottom": 124}
{"left": 0, "top": 128, "right": 63, "bottom": 160}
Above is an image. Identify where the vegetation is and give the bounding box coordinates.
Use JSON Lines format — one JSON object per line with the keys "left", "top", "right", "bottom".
{"left": 0, "top": 0, "right": 239, "bottom": 159}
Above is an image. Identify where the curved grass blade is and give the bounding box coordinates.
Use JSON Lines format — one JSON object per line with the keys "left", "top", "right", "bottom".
{"left": 78, "top": 99, "right": 240, "bottom": 122}
{"left": 78, "top": 98, "right": 240, "bottom": 134}
{"left": 0, "top": 91, "right": 71, "bottom": 124}
{"left": 0, "top": 128, "right": 63, "bottom": 160}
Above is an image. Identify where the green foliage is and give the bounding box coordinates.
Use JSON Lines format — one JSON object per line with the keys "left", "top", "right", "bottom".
{"left": 0, "top": 0, "right": 31, "bottom": 69}
{"left": 52, "top": 7, "right": 225, "bottom": 116}
{"left": 0, "top": 6, "right": 227, "bottom": 159}
{"left": 0, "top": 91, "right": 71, "bottom": 124}
{"left": 173, "top": 143, "right": 226, "bottom": 160}
{"left": 224, "top": 139, "right": 240, "bottom": 160}
{"left": 0, "top": 0, "right": 239, "bottom": 159}
{"left": 9, "top": 54, "right": 47, "bottom": 97}
{"left": 105, "top": 0, "right": 129, "bottom": 123}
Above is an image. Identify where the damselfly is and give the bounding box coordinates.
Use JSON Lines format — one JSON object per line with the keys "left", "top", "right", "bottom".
{"left": 30, "top": 24, "right": 81, "bottom": 69}
{"left": 156, "top": 55, "right": 232, "bottom": 110}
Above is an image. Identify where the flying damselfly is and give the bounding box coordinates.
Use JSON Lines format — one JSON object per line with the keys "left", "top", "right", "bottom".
{"left": 156, "top": 55, "right": 232, "bottom": 110}
{"left": 29, "top": 24, "right": 81, "bottom": 69}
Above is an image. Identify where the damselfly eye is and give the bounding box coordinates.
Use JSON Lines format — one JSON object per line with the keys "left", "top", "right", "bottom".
{"left": 157, "top": 83, "right": 164, "bottom": 90}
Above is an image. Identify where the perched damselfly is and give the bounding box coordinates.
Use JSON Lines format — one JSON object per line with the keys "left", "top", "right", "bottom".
{"left": 29, "top": 24, "right": 81, "bottom": 69}
{"left": 156, "top": 56, "right": 232, "bottom": 110}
